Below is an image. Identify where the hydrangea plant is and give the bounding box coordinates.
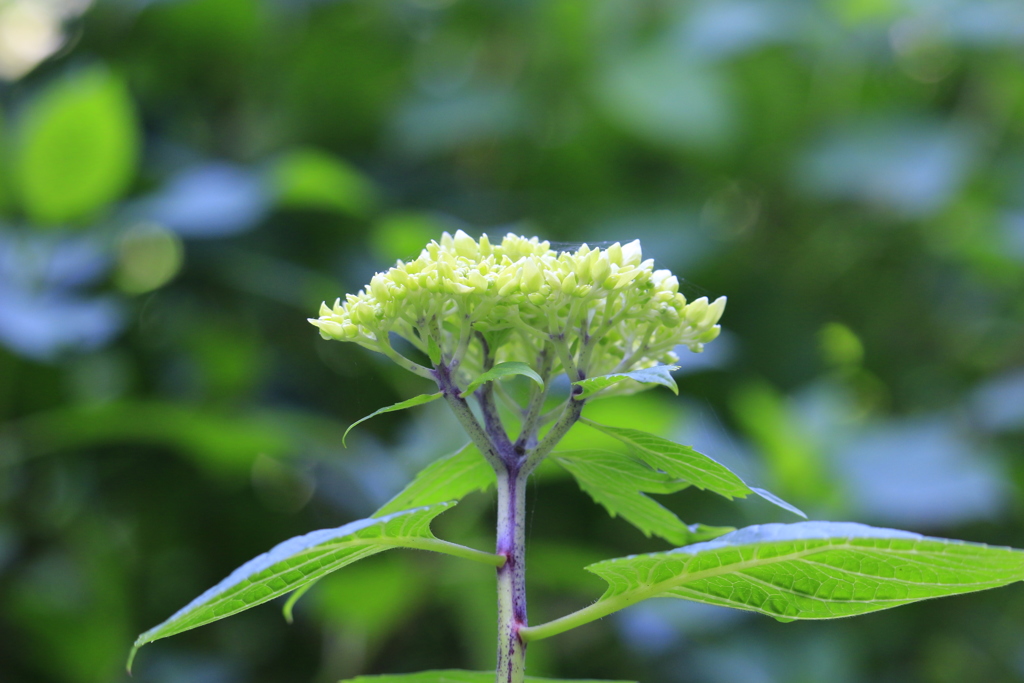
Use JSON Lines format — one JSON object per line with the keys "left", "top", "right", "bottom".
{"left": 130, "top": 233, "right": 1024, "bottom": 683}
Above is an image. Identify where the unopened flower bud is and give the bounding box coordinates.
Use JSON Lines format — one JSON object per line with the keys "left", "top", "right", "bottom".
{"left": 497, "top": 272, "right": 520, "bottom": 297}
{"left": 685, "top": 297, "right": 709, "bottom": 324}
{"left": 607, "top": 243, "right": 623, "bottom": 266}
{"left": 467, "top": 270, "right": 488, "bottom": 292}
{"left": 370, "top": 275, "right": 389, "bottom": 301}
{"left": 561, "top": 272, "right": 577, "bottom": 294}
{"left": 612, "top": 268, "right": 639, "bottom": 289}
{"left": 453, "top": 229, "right": 478, "bottom": 258}
{"left": 312, "top": 232, "right": 726, "bottom": 377}
{"left": 521, "top": 259, "right": 543, "bottom": 293}
{"left": 310, "top": 318, "right": 346, "bottom": 340}
{"left": 621, "top": 239, "right": 642, "bottom": 266}
{"left": 390, "top": 268, "right": 410, "bottom": 287}
{"left": 705, "top": 296, "right": 727, "bottom": 327}
{"left": 589, "top": 254, "right": 612, "bottom": 285}
{"left": 697, "top": 325, "right": 721, "bottom": 343}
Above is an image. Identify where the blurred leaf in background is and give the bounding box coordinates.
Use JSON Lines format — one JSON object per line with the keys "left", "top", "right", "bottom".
{"left": 16, "top": 67, "right": 138, "bottom": 226}
{"left": 2, "top": 0, "right": 1024, "bottom": 682}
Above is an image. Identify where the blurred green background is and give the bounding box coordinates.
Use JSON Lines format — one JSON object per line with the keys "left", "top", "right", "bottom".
{"left": 2, "top": 0, "right": 1024, "bottom": 681}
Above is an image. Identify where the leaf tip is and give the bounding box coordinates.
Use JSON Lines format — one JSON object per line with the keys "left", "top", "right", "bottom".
{"left": 750, "top": 487, "right": 806, "bottom": 519}
{"left": 126, "top": 642, "right": 142, "bottom": 675}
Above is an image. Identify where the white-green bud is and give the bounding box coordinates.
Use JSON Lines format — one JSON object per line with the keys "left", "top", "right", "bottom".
{"left": 560, "top": 272, "right": 578, "bottom": 294}
{"left": 310, "top": 232, "right": 727, "bottom": 379}
{"left": 521, "top": 258, "right": 543, "bottom": 293}
{"left": 705, "top": 296, "right": 727, "bottom": 327}
{"left": 685, "top": 297, "right": 709, "bottom": 324}
{"left": 452, "top": 229, "right": 478, "bottom": 258}
{"left": 589, "top": 254, "right": 611, "bottom": 285}
{"left": 607, "top": 242, "right": 623, "bottom": 266}
{"left": 621, "top": 239, "right": 642, "bottom": 267}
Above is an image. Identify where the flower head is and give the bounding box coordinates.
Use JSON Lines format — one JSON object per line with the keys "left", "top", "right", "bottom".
{"left": 310, "top": 231, "right": 725, "bottom": 382}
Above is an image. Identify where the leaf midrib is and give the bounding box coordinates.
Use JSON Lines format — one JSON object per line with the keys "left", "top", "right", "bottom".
{"left": 139, "top": 534, "right": 502, "bottom": 644}
{"left": 582, "top": 419, "right": 746, "bottom": 495}
{"left": 522, "top": 539, "right": 1024, "bottom": 641}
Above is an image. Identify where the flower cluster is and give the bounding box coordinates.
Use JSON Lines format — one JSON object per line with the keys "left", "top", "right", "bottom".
{"left": 310, "top": 231, "right": 725, "bottom": 382}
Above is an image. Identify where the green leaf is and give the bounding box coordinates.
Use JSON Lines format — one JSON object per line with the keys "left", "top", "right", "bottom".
{"left": 128, "top": 502, "right": 502, "bottom": 672}
{"left": 581, "top": 419, "right": 805, "bottom": 518}
{"left": 281, "top": 578, "right": 316, "bottom": 624}
{"left": 8, "top": 400, "right": 292, "bottom": 478}
{"left": 340, "top": 671, "right": 635, "bottom": 682}
{"left": 370, "top": 212, "right": 445, "bottom": 262}
{"left": 374, "top": 443, "right": 495, "bottom": 517}
{"left": 344, "top": 393, "right": 443, "bottom": 446}
{"left": 285, "top": 444, "right": 495, "bottom": 622}
{"left": 731, "top": 381, "right": 832, "bottom": 504}
{"left": 553, "top": 450, "right": 731, "bottom": 545}
{"left": 272, "top": 147, "right": 377, "bottom": 217}
{"left": 17, "top": 67, "right": 139, "bottom": 225}
{"left": 573, "top": 365, "right": 679, "bottom": 399}
{"left": 427, "top": 336, "right": 442, "bottom": 365}
{"left": 521, "top": 522, "right": 1024, "bottom": 642}
{"left": 460, "top": 361, "right": 544, "bottom": 397}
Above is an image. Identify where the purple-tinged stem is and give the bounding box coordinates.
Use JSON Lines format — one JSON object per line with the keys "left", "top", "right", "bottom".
{"left": 433, "top": 363, "right": 505, "bottom": 470}
{"left": 432, "top": 356, "right": 583, "bottom": 683}
{"left": 495, "top": 465, "right": 528, "bottom": 683}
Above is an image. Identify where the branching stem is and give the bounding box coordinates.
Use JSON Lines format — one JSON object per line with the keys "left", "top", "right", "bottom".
{"left": 514, "top": 345, "right": 553, "bottom": 453}
{"left": 432, "top": 346, "right": 584, "bottom": 683}
{"left": 434, "top": 363, "right": 505, "bottom": 470}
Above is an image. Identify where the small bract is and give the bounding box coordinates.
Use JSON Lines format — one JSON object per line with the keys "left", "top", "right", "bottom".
{"left": 309, "top": 231, "right": 725, "bottom": 381}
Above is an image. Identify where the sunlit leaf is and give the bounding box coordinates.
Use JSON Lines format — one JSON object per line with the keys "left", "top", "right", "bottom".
{"left": 554, "top": 450, "right": 731, "bottom": 545}
{"left": 731, "top": 382, "right": 831, "bottom": 504}
{"left": 17, "top": 67, "right": 138, "bottom": 225}
{"left": 371, "top": 212, "right": 448, "bottom": 262}
{"left": 581, "top": 419, "right": 805, "bottom": 518}
{"left": 522, "top": 522, "right": 1024, "bottom": 641}
{"left": 8, "top": 400, "right": 291, "bottom": 477}
{"left": 283, "top": 444, "right": 495, "bottom": 621}
{"left": 129, "top": 502, "right": 502, "bottom": 671}
{"left": 573, "top": 366, "right": 679, "bottom": 399}
{"left": 341, "top": 671, "right": 635, "bottom": 682}
{"left": 344, "top": 393, "right": 443, "bottom": 446}
{"left": 374, "top": 443, "right": 495, "bottom": 517}
{"left": 460, "top": 361, "right": 544, "bottom": 397}
{"left": 272, "top": 147, "right": 376, "bottom": 217}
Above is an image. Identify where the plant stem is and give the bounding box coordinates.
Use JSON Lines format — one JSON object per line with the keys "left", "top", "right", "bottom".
{"left": 434, "top": 352, "right": 584, "bottom": 683}
{"left": 434, "top": 364, "right": 505, "bottom": 470}
{"left": 514, "top": 345, "right": 553, "bottom": 453}
{"left": 517, "top": 590, "right": 636, "bottom": 643}
{"left": 495, "top": 465, "right": 528, "bottom": 683}
{"left": 523, "top": 396, "right": 583, "bottom": 475}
